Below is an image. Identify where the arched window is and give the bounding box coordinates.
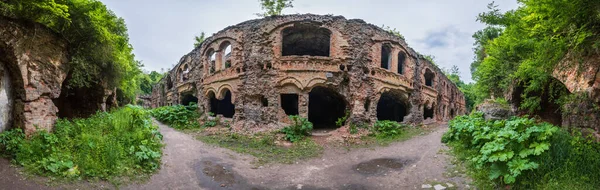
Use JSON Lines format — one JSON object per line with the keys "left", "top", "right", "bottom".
{"left": 397, "top": 51, "right": 406, "bottom": 74}
{"left": 381, "top": 44, "right": 392, "bottom": 69}
{"left": 220, "top": 42, "right": 232, "bottom": 69}
{"left": 282, "top": 23, "right": 331, "bottom": 56}
{"left": 424, "top": 68, "right": 435, "bottom": 87}
{"left": 207, "top": 49, "right": 216, "bottom": 73}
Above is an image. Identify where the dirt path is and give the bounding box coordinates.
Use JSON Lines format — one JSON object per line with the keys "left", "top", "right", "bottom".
{"left": 124, "top": 121, "right": 468, "bottom": 190}
{"left": 0, "top": 121, "right": 467, "bottom": 190}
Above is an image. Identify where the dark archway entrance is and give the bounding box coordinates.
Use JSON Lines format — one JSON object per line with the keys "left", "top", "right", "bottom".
{"left": 180, "top": 92, "right": 198, "bottom": 106}
{"left": 308, "top": 87, "right": 346, "bottom": 129}
{"left": 209, "top": 90, "right": 235, "bottom": 118}
{"left": 376, "top": 91, "right": 409, "bottom": 122}
{"left": 424, "top": 106, "right": 434, "bottom": 120}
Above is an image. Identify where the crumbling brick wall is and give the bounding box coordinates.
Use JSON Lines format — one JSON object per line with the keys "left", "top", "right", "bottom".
{"left": 151, "top": 14, "right": 467, "bottom": 131}
{"left": 0, "top": 17, "right": 69, "bottom": 134}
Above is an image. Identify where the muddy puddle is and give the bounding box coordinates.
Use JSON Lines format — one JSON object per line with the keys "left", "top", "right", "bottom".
{"left": 354, "top": 158, "right": 412, "bottom": 176}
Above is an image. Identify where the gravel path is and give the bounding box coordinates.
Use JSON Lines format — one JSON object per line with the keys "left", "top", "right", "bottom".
{"left": 0, "top": 121, "right": 468, "bottom": 190}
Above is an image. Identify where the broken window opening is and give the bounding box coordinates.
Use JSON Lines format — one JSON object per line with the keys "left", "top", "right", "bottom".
{"left": 308, "top": 87, "right": 346, "bottom": 129}
{"left": 424, "top": 69, "right": 434, "bottom": 87}
{"left": 221, "top": 42, "right": 232, "bottom": 69}
{"left": 381, "top": 44, "right": 392, "bottom": 70}
{"left": 398, "top": 52, "right": 406, "bottom": 74}
{"left": 282, "top": 23, "right": 331, "bottom": 56}
{"left": 261, "top": 96, "right": 268, "bottom": 107}
{"left": 423, "top": 106, "right": 434, "bottom": 120}
{"left": 281, "top": 94, "right": 299, "bottom": 115}
{"left": 376, "top": 91, "right": 409, "bottom": 122}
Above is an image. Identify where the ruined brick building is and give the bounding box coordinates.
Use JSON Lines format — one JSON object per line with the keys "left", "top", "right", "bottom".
{"left": 151, "top": 14, "right": 467, "bottom": 130}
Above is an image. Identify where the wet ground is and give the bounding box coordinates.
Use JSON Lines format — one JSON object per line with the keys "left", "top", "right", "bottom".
{"left": 0, "top": 121, "right": 468, "bottom": 190}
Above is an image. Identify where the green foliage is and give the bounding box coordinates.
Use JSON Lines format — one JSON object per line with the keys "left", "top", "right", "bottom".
{"left": 139, "top": 71, "right": 164, "bottom": 95}
{"left": 0, "top": 106, "right": 163, "bottom": 180}
{"left": 256, "top": 0, "right": 293, "bottom": 17}
{"left": 194, "top": 32, "right": 205, "bottom": 48}
{"left": 151, "top": 104, "right": 200, "bottom": 129}
{"left": 335, "top": 111, "right": 349, "bottom": 127}
{"left": 372, "top": 120, "right": 408, "bottom": 139}
{"left": 198, "top": 132, "right": 322, "bottom": 165}
{"left": 444, "top": 112, "right": 600, "bottom": 189}
{"left": 471, "top": 0, "right": 600, "bottom": 111}
{"left": 381, "top": 24, "right": 405, "bottom": 40}
{"left": 443, "top": 113, "right": 558, "bottom": 185}
{"left": 1, "top": 0, "right": 143, "bottom": 100}
{"left": 0, "top": 129, "right": 25, "bottom": 157}
{"left": 281, "top": 115, "right": 313, "bottom": 142}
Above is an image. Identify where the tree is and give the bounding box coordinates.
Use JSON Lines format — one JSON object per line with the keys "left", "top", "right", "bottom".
{"left": 194, "top": 32, "right": 205, "bottom": 48}
{"left": 256, "top": 0, "right": 293, "bottom": 17}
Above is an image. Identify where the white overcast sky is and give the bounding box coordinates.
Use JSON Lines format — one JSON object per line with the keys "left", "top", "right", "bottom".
{"left": 102, "top": 0, "right": 519, "bottom": 82}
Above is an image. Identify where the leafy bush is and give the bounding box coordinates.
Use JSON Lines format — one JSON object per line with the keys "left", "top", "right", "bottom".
{"left": 151, "top": 103, "right": 200, "bottom": 129}
{"left": 442, "top": 112, "right": 600, "bottom": 189}
{"left": 373, "top": 120, "right": 407, "bottom": 139}
{"left": 0, "top": 105, "right": 163, "bottom": 180}
{"left": 281, "top": 116, "right": 313, "bottom": 142}
{"left": 443, "top": 112, "right": 558, "bottom": 184}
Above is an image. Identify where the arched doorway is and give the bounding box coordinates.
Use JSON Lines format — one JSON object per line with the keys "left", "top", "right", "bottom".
{"left": 180, "top": 91, "right": 198, "bottom": 106}
{"left": 208, "top": 89, "right": 235, "bottom": 118}
{"left": 282, "top": 23, "right": 331, "bottom": 57}
{"left": 424, "top": 105, "right": 435, "bottom": 120}
{"left": 376, "top": 90, "right": 410, "bottom": 122}
{"left": 308, "top": 86, "right": 346, "bottom": 129}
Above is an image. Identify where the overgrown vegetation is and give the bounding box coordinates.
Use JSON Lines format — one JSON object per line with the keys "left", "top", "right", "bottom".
{"left": 443, "top": 112, "right": 600, "bottom": 189}
{"left": 0, "top": 0, "right": 160, "bottom": 101}
{"left": 0, "top": 106, "right": 163, "bottom": 181}
{"left": 281, "top": 115, "right": 313, "bottom": 142}
{"left": 372, "top": 120, "right": 409, "bottom": 140}
{"left": 198, "top": 133, "right": 322, "bottom": 165}
{"left": 151, "top": 104, "right": 200, "bottom": 129}
{"left": 470, "top": 0, "right": 600, "bottom": 112}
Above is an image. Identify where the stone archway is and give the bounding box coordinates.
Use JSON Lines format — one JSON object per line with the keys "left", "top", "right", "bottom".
{"left": 376, "top": 90, "right": 410, "bottom": 122}
{"left": 308, "top": 86, "right": 347, "bottom": 129}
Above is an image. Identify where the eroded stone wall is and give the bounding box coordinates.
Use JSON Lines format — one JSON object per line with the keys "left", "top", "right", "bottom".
{"left": 0, "top": 16, "right": 69, "bottom": 134}
{"left": 151, "top": 14, "right": 467, "bottom": 131}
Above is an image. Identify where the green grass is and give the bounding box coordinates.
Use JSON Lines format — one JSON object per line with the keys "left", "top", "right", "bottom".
{"left": 197, "top": 132, "right": 323, "bottom": 165}
{"left": 347, "top": 126, "right": 427, "bottom": 149}
{"left": 0, "top": 105, "right": 163, "bottom": 184}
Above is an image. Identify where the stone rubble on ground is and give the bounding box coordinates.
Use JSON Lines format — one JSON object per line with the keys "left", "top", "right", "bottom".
{"left": 433, "top": 184, "right": 446, "bottom": 190}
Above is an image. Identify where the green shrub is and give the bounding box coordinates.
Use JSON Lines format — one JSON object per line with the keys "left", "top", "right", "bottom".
{"left": 281, "top": 116, "right": 313, "bottom": 142}
{"left": 373, "top": 120, "right": 407, "bottom": 139}
{"left": 335, "top": 110, "right": 350, "bottom": 127}
{"left": 151, "top": 103, "right": 200, "bottom": 129}
{"left": 0, "top": 105, "right": 163, "bottom": 181}
{"left": 442, "top": 112, "right": 600, "bottom": 189}
{"left": 0, "top": 129, "right": 25, "bottom": 157}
